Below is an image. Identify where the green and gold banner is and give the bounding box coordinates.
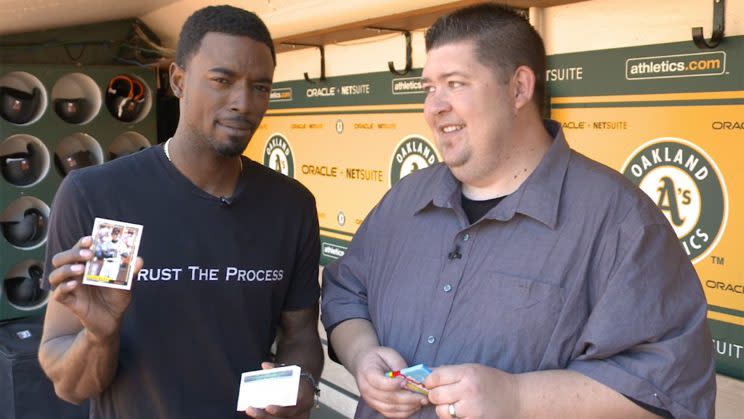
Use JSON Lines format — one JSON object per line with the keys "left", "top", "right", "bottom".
{"left": 548, "top": 36, "right": 744, "bottom": 379}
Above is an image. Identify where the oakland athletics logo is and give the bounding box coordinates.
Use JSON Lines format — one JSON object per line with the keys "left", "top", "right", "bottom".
{"left": 621, "top": 138, "right": 728, "bottom": 264}
{"left": 263, "top": 133, "right": 294, "bottom": 178}
{"left": 389, "top": 135, "right": 439, "bottom": 187}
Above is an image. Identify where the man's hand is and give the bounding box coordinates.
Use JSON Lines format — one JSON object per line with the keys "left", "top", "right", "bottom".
{"left": 48, "top": 236, "right": 141, "bottom": 343}
{"left": 246, "top": 304, "right": 323, "bottom": 418}
{"left": 244, "top": 362, "right": 315, "bottom": 419}
{"left": 327, "top": 319, "right": 425, "bottom": 417}
{"left": 351, "top": 346, "right": 428, "bottom": 418}
{"left": 425, "top": 364, "right": 519, "bottom": 419}
{"left": 39, "top": 235, "right": 144, "bottom": 403}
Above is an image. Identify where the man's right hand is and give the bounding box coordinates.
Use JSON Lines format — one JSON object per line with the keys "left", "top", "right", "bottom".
{"left": 48, "top": 236, "right": 140, "bottom": 343}
{"left": 351, "top": 346, "right": 428, "bottom": 418}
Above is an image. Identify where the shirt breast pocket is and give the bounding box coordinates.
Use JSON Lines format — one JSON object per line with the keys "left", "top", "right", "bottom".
{"left": 450, "top": 271, "right": 565, "bottom": 372}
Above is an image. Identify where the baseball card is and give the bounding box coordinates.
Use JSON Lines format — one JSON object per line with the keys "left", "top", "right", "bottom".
{"left": 387, "top": 364, "right": 433, "bottom": 395}
{"left": 83, "top": 217, "right": 143, "bottom": 290}
{"left": 236, "top": 365, "right": 301, "bottom": 410}
{"left": 399, "top": 364, "right": 432, "bottom": 395}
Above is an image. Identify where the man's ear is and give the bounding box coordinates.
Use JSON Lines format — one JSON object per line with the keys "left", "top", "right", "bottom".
{"left": 170, "top": 62, "right": 185, "bottom": 98}
{"left": 511, "top": 65, "right": 536, "bottom": 111}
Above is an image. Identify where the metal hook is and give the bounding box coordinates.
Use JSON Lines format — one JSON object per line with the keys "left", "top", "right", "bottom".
{"left": 692, "top": 0, "right": 725, "bottom": 49}
{"left": 281, "top": 43, "right": 326, "bottom": 83}
{"left": 304, "top": 45, "right": 326, "bottom": 84}
{"left": 367, "top": 27, "right": 412, "bottom": 75}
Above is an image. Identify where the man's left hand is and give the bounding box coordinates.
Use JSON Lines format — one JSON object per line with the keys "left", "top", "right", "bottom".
{"left": 424, "top": 364, "right": 519, "bottom": 419}
{"left": 244, "top": 362, "right": 315, "bottom": 419}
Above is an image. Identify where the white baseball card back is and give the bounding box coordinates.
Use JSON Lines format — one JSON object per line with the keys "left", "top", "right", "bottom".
{"left": 236, "top": 365, "right": 301, "bottom": 411}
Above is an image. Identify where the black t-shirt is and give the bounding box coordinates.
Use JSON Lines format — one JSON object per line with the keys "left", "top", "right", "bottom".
{"left": 44, "top": 146, "right": 320, "bottom": 418}
{"left": 461, "top": 194, "right": 505, "bottom": 224}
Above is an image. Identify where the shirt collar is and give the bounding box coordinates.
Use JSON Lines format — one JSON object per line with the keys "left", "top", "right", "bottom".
{"left": 508, "top": 119, "right": 570, "bottom": 229}
{"left": 413, "top": 120, "right": 571, "bottom": 229}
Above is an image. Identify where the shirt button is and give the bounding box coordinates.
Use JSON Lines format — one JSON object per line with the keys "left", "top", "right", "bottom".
{"left": 443, "top": 284, "right": 452, "bottom": 292}
{"left": 427, "top": 336, "right": 436, "bottom": 344}
{"left": 463, "top": 233, "right": 470, "bottom": 241}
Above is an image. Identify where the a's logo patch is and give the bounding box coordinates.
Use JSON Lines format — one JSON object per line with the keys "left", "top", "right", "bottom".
{"left": 390, "top": 135, "right": 439, "bottom": 186}
{"left": 621, "top": 138, "right": 728, "bottom": 264}
{"left": 263, "top": 133, "right": 294, "bottom": 178}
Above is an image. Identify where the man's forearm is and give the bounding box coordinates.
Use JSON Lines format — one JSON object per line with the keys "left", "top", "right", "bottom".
{"left": 515, "top": 369, "right": 661, "bottom": 419}
{"left": 274, "top": 305, "right": 325, "bottom": 380}
{"left": 328, "top": 318, "right": 380, "bottom": 375}
{"left": 275, "top": 329, "right": 324, "bottom": 380}
{"left": 39, "top": 329, "right": 120, "bottom": 404}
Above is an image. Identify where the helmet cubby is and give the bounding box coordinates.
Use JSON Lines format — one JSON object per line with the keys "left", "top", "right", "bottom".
{"left": 51, "top": 72, "right": 102, "bottom": 125}
{"left": 53, "top": 132, "right": 104, "bottom": 177}
{"left": 108, "top": 131, "right": 152, "bottom": 160}
{"left": 0, "top": 71, "right": 47, "bottom": 126}
{"left": 105, "top": 73, "right": 153, "bottom": 124}
{"left": 2, "top": 259, "right": 49, "bottom": 316}
{"left": 0, "top": 134, "right": 50, "bottom": 187}
{"left": 0, "top": 196, "right": 50, "bottom": 250}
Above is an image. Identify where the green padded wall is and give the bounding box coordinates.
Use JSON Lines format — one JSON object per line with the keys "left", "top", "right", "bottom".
{"left": 0, "top": 64, "right": 157, "bottom": 320}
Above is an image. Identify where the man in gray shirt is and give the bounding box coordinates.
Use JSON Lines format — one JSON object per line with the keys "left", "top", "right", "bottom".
{"left": 322, "top": 3, "right": 715, "bottom": 419}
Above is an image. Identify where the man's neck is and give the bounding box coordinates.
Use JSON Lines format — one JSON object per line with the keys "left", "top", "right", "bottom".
{"left": 166, "top": 133, "right": 244, "bottom": 198}
{"left": 461, "top": 119, "right": 552, "bottom": 200}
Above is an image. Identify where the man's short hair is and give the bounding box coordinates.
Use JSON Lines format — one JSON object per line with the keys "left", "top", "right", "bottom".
{"left": 425, "top": 3, "right": 546, "bottom": 108}
{"left": 176, "top": 5, "right": 276, "bottom": 68}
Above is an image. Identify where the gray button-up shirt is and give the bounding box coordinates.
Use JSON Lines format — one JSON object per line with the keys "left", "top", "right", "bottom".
{"left": 322, "top": 121, "right": 715, "bottom": 419}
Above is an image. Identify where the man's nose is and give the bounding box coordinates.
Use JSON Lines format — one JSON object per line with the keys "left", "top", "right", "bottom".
{"left": 230, "top": 86, "right": 254, "bottom": 113}
{"left": 425, "top": 91, "right": 451, "bottom": 116}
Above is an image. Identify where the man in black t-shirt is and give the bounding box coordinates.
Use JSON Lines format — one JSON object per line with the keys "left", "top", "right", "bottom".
{"left": 39, "top": 6, "right": 323, "bottom": 419}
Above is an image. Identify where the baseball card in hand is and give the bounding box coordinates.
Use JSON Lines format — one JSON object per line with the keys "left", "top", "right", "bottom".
{"left": 236, "top": 365, "right": 301, "bottom": 410}
{"left": 388, "top": 364, "right": 432, "bottom": 395}
{"left": 83, "top": 217, "right": 142, "bottom": 290}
